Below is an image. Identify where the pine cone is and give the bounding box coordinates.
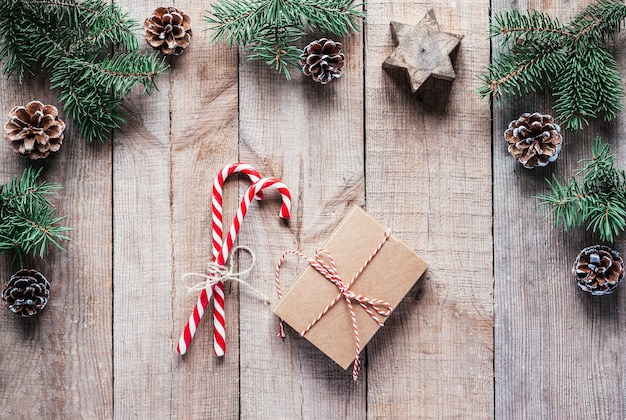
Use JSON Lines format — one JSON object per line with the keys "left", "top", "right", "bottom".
{"left": 300, "top": 38, "right": 345, "bottom": 84}
{"left": 504, "top": 112, "right": 562, "bottom": 169}
{"left": 144, "top": 7, "right": 192, "bottom": 56}
{"left": 4, "top": 101, "right": 65, "bottom": 160}
{"left": 2, "top": 269, "right": 50, "bottom": 317}
{"left": 573, "top": 245, "right": 624, "bottom": 296}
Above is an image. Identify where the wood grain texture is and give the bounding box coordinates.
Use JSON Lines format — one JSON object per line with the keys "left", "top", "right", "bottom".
{"left": 237, "top": 23, "right": 368, "bottom": 420}
{"left": 112, "top": 1, "right": 173, "bottom": 417}
{"left": 0, "top": 45, "right": 113, "bottom": 418}
{"left": 492, "top": 1, "right": 626, "bottom": 418}
{"left": 169, "top": 1, "right": 241, "bottom": 418}
{"left": 1, "top": 0, "right": 626, "bottom": 417}
{"left": 365, "top": 1, "right": 493, "bottom": 418}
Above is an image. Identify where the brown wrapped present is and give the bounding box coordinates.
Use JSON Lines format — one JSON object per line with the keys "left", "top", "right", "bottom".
{"left": 273, "top": 206, "right": 428, "bottom": 378}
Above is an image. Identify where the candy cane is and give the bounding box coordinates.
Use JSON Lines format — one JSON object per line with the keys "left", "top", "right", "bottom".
{"left": 177, "top": 163, "right": 262, "bottom": 356}
{"left": 212, "top": 177, "right": 291, "bottom": 355}
{"left": 217, "top": 177, "right": 291, "bottom": 268}
{"left": 210, "top": 163, "right": 263, "bottom": 356}
{"left": 177, "top": 171, "right": 291, "bottom": 356}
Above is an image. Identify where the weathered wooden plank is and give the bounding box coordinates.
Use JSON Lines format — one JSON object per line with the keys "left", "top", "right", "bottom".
{"left": 493, "top": 1, "right": 626, "bottom": 418}
{"left": 0, "top": 49, "right": 113, "bottom": 418}
{"left": 365, "top": 2, "right": 493, "bottom": 418}
{"left": 169, "top": 1, "right": 241, "bottom": 418}
{"left": 237, "top": 30, "right": 368, "bottom": 419}
{"left": 112, "top": 1, "right": 173, "bottom": 416}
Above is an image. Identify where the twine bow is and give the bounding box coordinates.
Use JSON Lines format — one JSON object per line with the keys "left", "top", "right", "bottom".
{"left": 182, "top": 246, "right": 270, "bottom": 304}
{"left": 275, "top": 231, "right": 392, "bottom": 380}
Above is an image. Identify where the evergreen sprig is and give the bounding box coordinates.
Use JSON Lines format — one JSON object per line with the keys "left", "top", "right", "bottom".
{"left": 537, "top": 137, "right": 626, "bottom": 242}
{"left": 0, "top": 167, "right": 70, "bottom": 266}
{"left": 478, "top": 0, "right": 626, "bottom": 130}
{"left": 0, "top": 0, "right": 168, "bottom": 142}
{"left": 204, "top": 0, "right": 365, "bottom": 79}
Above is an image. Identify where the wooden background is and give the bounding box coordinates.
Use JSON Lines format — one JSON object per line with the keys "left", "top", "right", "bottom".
{"left": 1, "top": 0, "right": 625, "bottom": 418}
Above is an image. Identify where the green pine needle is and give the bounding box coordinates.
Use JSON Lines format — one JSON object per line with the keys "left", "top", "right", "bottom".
{"left": 478, "top": 0, "right": 626, "bottom": 130}
{"left": 0, "top": 0, "right": 168, "bottom": 142}
{"left": 204, "top": 0, "right": 365, "bottom": 79}
{"left": 0, "top": 168, "right": 71, "bottom": 266}
{"left": 537, "top": 137, "right": 626, "bottom": 242}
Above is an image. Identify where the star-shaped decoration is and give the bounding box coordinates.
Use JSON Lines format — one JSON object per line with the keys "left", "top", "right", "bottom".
{"left": 383, "top": 10, "right": 463, "bottom": 93}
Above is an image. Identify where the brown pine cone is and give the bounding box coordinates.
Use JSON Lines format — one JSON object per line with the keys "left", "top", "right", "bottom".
{"left": 504, "top": 112, "right": 562, "bottom": 169}
{"left": 300, "top": 38, "right": 345, "bottom": 84}
{"left": 4, "top": 101, "right": 65, "bottom": 160}
{"left": 2, "top": 269, "right": 50, "bottom": 317}
{"left": 573, "top": 245, "right": 624, "bottom": 296}
{"left": 144, "top": 7, "right": 192, "bottom": 56}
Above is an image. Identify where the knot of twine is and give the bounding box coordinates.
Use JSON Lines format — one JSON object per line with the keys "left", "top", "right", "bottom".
{"left": 183, "top": 246, "right": 270, "bottom": 305}
{"left": 275, "top": 231, "right": 392, "bottom": 380}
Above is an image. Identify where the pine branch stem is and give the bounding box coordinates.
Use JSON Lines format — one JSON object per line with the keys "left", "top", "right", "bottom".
{"left": 487, "top": 48, "right": 557, "bottom": 96}
{"left": 83, "top": 61, "right": 162, "bottom": 79}
{"left": 23, "top": 0, "right": 100, "bottom": 14}
{"left": 550, "top": 192, "right": 592, "bottom": 207}
{"left": 68, "top": 16, "right": 129, "bottom": 51}
{"left": 3, "top": 186, "right": 48, "bottom": 203}
{"left": 499, "top": 27, "right": 571, "bottom": 37}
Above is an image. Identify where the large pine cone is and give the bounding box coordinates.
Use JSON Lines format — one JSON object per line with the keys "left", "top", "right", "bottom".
{"left": 2, "top": 269, "right": 50, "bottom": 317}
{"left": 144, "top": 7, "right": 192, "bottom": 56}
{"left": 4, "top": 101, "right": 65, "bottom": 160}
{"left": 300, "top": 38, "right": 345, "bottom": 84}
{"left": 573, "top": 245, "right": 624, "bottom": 296}
{"left": 504, "top": 112, "right": 562, "bottom": 169}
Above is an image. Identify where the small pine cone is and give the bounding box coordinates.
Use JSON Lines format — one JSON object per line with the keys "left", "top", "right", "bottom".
{"left": 573, "top": 245, "right": 624, "bottom": 296}
{"left": 300, "top": 38, "right": 345, "bottom": 84}
{"left": 144, "top": 7, "right": 192, "bottom": 56}
{"left": 2, "top": 269, "right": 50, "bottom": 317}
{"left": 504, "top": 112, "right": 562, "bottom": 169}
{"left": 4, "top": 101, "right": 65, "bottom": 160}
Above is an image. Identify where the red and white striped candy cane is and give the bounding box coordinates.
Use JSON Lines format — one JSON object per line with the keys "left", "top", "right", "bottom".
{"left": 177, "top": 170, "right": 292, "bottom": 356}
{"left": 210, "top": 163, "right": 265, "bottom": 356}
{"left": 211, "top": 177, "right": 291, "bottom": 355}
{"left": 177, "top": 163, "right": 262, "bottom": 356}
{"left": 217, "top": 177, "right": 291, "bottom": 267}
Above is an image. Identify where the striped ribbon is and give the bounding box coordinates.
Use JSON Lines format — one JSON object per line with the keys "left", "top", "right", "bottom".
{"left": 275, "top": 230, "right": 392, "bottom": 380}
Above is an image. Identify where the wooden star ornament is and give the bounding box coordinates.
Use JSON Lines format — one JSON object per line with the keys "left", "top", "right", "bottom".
{"left": 383, "top": 10, "right": 463, "bottom": 93}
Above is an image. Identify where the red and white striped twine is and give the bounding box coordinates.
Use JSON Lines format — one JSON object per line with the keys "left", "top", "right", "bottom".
{"left": 177, "top": 163, "right": 291, "bottom": 356}
{"left": 275, "top": 230, "right": 392, "bottom": 380}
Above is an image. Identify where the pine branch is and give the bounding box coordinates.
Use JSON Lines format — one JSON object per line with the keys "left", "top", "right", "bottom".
{"left": 478, "top": 0, "right": 626, "bottom": 130}
{"left": 204, "top": 0, "right": 364, "bottom": 78}
{"left": 476, "top": 43, "right": 566, "bottom": 99}
{"left": 0, "top": 0, "right": 167, "bottom": 142}
{"left": 298, "top": 0, "right": 364, "bottom": 35}
{"left": 248, "top": 27, "right": 305, "bottom": 79}
{"left": 537, "top": 137, "right": 626, "bottom": 242}
{"left": 489, "top": 10, "right": 568, "bottom": 45}
{"left": 0, "top": 168, "right": 70, "bottom": 265}
{"left": 0, "top": 1, "right": 39, "bottom": 80}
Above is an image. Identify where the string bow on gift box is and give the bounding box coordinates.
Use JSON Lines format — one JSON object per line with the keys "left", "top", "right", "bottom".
{"left": 275, "top": 230, "right": 393, "bottom": 380}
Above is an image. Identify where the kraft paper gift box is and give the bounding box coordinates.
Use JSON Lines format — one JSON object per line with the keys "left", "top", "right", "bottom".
{"left": 273, "top": 206, "right": 428, "bottom": 370}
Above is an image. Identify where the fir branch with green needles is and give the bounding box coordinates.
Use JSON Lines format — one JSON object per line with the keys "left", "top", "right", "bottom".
{"left": 0, "top": 167, "right": 71, "bottom": 267}
{"left": 0, "top": 0, "right": 168, "bottom": 142}
{"left": 477, "top": 0, "right": 626, "bottom": 131}
{"left": 537, "top": 137, "right": 626, "bottom": 242}
{"left": 204, "top": 0, "right": 365, "bottom": 79}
